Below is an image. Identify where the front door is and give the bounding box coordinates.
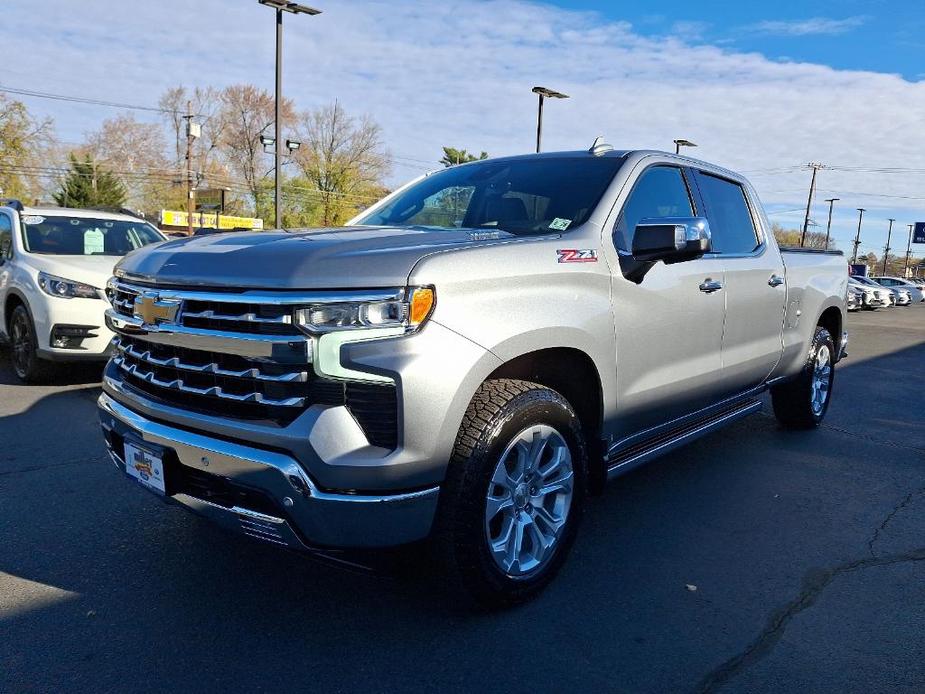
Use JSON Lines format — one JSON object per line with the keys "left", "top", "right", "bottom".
{"left": 608, "top": 165, "right": 727, "bottom": 439}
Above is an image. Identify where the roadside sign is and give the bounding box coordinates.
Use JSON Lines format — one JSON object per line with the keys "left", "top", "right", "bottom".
{"left": 849, "top": 263, "right": 868, "bottom": 277}
{"left": 159, "top": 209, "right": 263, "bottom": 230}
{"left": 913, "top": 222, "right": 925, "bottom": 244}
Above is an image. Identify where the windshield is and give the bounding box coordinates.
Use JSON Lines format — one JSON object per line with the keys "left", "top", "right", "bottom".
{"left": 20, "top": 215, "right": 164, "bottom": 256}
{"left": 356, "top": 156, "right": 624, "bottom": 235}
{"left": 850, "top": 276, "right": 876, "bottom": 286}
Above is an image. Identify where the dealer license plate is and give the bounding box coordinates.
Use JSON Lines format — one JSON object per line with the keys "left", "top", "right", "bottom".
{"left": 123, "top": 442, "right": 166, "bottom": 495}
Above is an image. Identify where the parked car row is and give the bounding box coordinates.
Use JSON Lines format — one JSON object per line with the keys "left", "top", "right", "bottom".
{"left": 847, "top": 274, "right": 923, "bottom": 311}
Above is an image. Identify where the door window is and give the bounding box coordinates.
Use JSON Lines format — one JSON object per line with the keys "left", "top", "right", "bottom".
{"left": 613, "top": 166, "right": 694, "bottom": 253}
{"left": 0, "top": 214, "right": 12, "bottom": 260}
{"left": 695, "top": 173, "right": 760, "bottom": 254}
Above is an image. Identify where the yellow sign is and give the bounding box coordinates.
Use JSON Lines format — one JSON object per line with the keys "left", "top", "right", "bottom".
{"left": 159, "top": 210, "right": 264, "bottom": 231}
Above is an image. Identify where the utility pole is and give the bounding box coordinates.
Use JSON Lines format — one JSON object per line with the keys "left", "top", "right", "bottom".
{"left": 851, "top": 208, "right": 865, "bottom": 265}
{"left": 800, "top": 163, "right": 823, "bottom": 247}
{"left": 183, "top": 100, "right": 195, "bottom": 237}
{"left": 881, "top": 218, "right": 895, "bottom": 275}
{"left": 904, "top": 224, "right": 914, "bottom": 277}
{"left": 823, "top": 197, "right": 839, "bottom": 250}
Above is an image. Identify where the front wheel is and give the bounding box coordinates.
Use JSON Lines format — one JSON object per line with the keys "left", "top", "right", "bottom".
{"left": 771, "top": 326, "right": 835, "bottom": 429}
{"left": 435, "top": 379, "right": 587, "bottom": 607}
{"left": 9, "top": 305, "right": 54, "bottom": 383}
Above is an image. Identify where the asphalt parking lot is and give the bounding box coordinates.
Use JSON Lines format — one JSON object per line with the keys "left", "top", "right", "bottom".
{"left": 2, "top": 305, "right": 924, "bottom": 693}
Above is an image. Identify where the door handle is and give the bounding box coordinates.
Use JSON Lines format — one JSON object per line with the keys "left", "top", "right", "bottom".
{"left": 768, "top": 274, "right": 785, "bottom": 287}
{"left": 699, "top": 279, "right": 724, "bottom": 293}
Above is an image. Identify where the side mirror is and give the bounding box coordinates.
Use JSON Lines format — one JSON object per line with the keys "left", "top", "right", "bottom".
{"left": 632, "top": 217, "right": 712, "bottom": 264}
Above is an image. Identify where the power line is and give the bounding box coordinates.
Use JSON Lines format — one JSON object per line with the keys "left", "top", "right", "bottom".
{"left": 0, "top": 84, "right": 177, "bottom": 115}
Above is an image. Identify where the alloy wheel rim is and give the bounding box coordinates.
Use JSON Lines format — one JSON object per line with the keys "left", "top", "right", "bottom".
{"left": 484, "top": 424, "right": 574, "bottom": 577}
{"left": 810, "top": 344, "right": 832, "bottom": 416}
{"left": 11, "top": 314, "right": 32, "bottom": 377}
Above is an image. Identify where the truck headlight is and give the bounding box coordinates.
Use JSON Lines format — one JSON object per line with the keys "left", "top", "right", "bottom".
{"left": 37, "top": 272, "right": 102, "bottom": 299}
{"left": 294, "top": 286, "right": 435, "bottom": 334}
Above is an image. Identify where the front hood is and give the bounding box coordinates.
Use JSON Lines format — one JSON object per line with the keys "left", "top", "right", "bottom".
{"left": 27, "top": 254, "right": 121, "bottom": 290}
{"left": 115, "top": 226, "right": 536, "bottom": 289}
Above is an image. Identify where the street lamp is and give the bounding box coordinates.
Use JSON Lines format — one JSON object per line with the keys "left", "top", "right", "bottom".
{"left": 823, "top": 198, "right": 839, "bottom": 250}
{"left": 532, "top": 86, "right": 569, "bottom": 153}
{"left": 673, "top": 139, "right": 697, "bottom": 155}
{"left": 258, "top": 0, "right": 321, "bottom": 229}
{"left": 851, "top": 208, "right": 865, "bottom": 265}
{"left": 286, "top": 139, "right": 301, "bottom": 152}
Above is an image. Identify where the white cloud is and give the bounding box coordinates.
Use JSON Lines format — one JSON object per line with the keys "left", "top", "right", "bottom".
{"left": 2, "top": 0, "right": 924, "bottom": 250}
{"left": 744, "top": 16, "right": 867, "bottom": 37}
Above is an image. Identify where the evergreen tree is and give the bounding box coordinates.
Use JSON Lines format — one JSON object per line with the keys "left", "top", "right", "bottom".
{"left": 440, "top": 147, "right": 488, "bottom": 167}
{"left": 53, "top": 153, "right": 126, "bottom": 208}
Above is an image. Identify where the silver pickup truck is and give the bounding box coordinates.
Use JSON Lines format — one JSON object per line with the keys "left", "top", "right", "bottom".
{"left": 98, "top": 145, "right": 848, "bottom": 605}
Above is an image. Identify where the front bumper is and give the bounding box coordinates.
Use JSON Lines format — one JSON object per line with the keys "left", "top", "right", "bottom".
{"left": 98, "top": 392, "right": 440, "bottom": 549}
{"left": 32, "top": 294, "right": 114, "bottom": 358}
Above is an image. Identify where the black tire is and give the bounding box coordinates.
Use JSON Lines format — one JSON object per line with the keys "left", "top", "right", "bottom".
{"left": 8, "top": 304, "right": 55, "bottom": 384}
{"left": 771, "top": 326, "right": 835, "bottom": 429}
{"left": 435, "top": 378, "right": 588, "bottom": 608}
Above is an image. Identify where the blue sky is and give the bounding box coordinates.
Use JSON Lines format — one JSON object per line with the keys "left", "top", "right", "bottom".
{"left": 4, "top": 0, "right": 925, "bottom": 259}
{"left": 551, "top": 0, "right": 925, "bottom": 79}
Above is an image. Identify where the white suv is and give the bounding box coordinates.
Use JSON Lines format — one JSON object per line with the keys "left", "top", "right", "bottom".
{"left": 0, "top": 200, "right": 165, "bottom": 381}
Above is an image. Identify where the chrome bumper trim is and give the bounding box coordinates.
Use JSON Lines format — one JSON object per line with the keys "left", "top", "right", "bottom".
{"left": 99, "top": 392, "right": 439, "bottom": 548}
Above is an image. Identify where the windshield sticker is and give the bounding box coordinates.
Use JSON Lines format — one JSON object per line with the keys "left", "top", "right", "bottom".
{"left": 549, "top": 217, "right": 572, "bottom": 231}
{"left": 557, "top": 249, "right": 597, "bottom": 263}
{"left": 21, "top": 215, "right": 45, "bottom": 225}
{"left": 84, "top": 228, "right": 105, "bottom": 255}
{"left": 468, "top": 231, "right": 502, "bottom": 241}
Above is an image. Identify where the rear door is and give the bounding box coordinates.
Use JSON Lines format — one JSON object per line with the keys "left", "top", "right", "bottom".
{"left": 692, "top": 171, "right": 786, "bottom": 392}
{"left": 608, "top": 164, "right": 727, "bottom": 437}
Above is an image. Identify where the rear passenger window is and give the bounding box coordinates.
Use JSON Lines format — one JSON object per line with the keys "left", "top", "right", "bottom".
{"left": 0, "top": 214, "right": 12, "bottom": 260}
{"left": 613, "top": 166, "right": 694, "bottom": 253}
{"left": 695, "top": 173, "right": 759, "bottom": 254}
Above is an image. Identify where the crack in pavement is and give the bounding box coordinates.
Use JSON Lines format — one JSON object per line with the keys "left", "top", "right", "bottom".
{"left": 757, "top": 410, "right": 925, "bottom": 454}
{"left": 694, "top": 487, "right": 925, "bottom": 694}
{"left": 867, "top": 486, "right": 925, "bottom": 559}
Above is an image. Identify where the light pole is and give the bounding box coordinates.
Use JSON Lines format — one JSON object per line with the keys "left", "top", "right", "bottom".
{"left": 904, "top": 224, "right": 914, "bottom": 277}
{"left": 532, "top": 86, "right": 568, "bottom": 153}
{"left": 258, "top": 0, "right": 321, "bottom": 229}
{"left": 823, "top": 197, "right": 838, "bottom": 250}
{"left": 882, "top": 218, "right": 895, "bottom": 275}
{"left": 673, "top": 139, "right": 697, "bottom": 155}
{"left": 851, "top": 208, "right": 865, "bottom": 265}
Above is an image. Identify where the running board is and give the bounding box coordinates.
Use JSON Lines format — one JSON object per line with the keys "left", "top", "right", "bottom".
{"left": 605, "top": 399, "right": 763, "bottom": 480}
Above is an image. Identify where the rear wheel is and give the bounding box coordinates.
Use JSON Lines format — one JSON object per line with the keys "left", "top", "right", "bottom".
{"left": 771, "top": 326, "right": 834, "bottom": 429}
{"left": 9, "top": 305, "right": 54, "bottom": 383}
{"left": 435, "top": 379, "right": 587, "bottom": 607}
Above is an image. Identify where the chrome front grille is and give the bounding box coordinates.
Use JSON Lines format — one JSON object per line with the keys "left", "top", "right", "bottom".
{"left": 104, "top": 279, "right": 399, "bottom": 447}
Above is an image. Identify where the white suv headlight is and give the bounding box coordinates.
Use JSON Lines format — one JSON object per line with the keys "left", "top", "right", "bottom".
{"left": 37, "top": 272, "right": 102, "bottom": 299}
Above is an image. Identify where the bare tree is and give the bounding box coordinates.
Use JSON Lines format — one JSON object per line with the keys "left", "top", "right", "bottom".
{"left": 217, "top": 84, "right": 294, "bottom": 219}
{"left": 294, "top": 101, "right": 390, "bottom": 226}
{"left": 81, "top": 113, "right": 170, "bottom": 213}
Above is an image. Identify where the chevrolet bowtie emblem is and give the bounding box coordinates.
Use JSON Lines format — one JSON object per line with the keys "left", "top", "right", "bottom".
{"left": 133, "top": 293, "right": 181, "bottom": 325}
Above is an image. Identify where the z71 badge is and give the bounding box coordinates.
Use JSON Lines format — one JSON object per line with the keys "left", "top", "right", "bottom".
{"left": 557, "top": 249, "right": 598, "bottom": 263}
